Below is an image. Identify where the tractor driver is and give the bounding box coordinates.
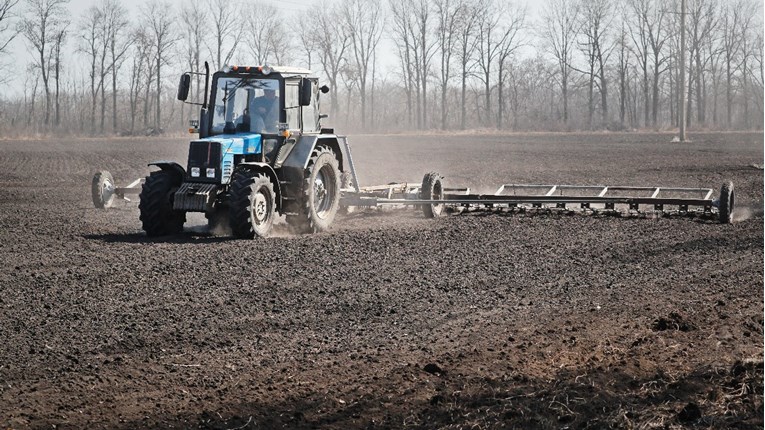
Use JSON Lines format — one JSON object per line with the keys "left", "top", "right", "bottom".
{"left": 249, "top": 88, "right": 279, "bottom": 133}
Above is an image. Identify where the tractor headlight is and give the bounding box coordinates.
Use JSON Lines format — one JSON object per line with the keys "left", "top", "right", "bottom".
{"left": 261, "top": 64, "right": 273, "bottom": 75}
{"left": 191, "top": 167, "right": 200, "bottom": 177}
{"left": 206, "top": 168, "right": 216, "bottom": 178}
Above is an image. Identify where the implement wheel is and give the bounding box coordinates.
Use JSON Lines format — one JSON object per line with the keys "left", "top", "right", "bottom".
{"left": 92, "top": 170, "right": 115, "bottom": 209}
{"left": 139, "top": 171, "right": 185, "bottom": 237}
{"left": 288, "top": 145, "right": 341, "bottom": 233}
{"left": 230, "top": 171, "right": 276, "bottom": 239}
{"left": 718, "top": 181, "right": 735, "bottom": 224}
{"left": 421, "top": 172, "right": 445, "bottom": 218}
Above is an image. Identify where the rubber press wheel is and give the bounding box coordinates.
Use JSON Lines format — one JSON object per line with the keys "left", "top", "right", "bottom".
{"left": 230, "top": 171, "right": 276, "bottom": 239}
{"left": 92, "top": 170, "right": 115, "bottom": 209}
{"left": 718, "top": 181, "right": 735, "bottom": 224}
{"left": 421, "top": 172, "right": 445, "bottom": 218}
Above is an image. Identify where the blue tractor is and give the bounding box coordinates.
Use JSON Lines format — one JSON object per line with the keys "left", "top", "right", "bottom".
{"left": 139, "top": 63, "right": 346, "bottom": 238}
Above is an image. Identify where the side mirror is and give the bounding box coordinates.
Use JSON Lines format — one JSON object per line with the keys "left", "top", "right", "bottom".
{"left": 177, "top": 73, "right": 191, "bottom": 101}
{"left": 320, "top": 85, "right": 329, "bottom": 94}
{"left": 300, "top": 79, "right": 312, "bottom": 106}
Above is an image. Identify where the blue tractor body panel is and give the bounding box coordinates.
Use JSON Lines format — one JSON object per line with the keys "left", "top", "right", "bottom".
{"left": 195, "top": 133, "right": 262, "bottom": 184}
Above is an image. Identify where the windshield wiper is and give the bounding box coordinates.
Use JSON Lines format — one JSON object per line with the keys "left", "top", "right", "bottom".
{"left": 222, "top": 78, "right": 270, "bottom": 103}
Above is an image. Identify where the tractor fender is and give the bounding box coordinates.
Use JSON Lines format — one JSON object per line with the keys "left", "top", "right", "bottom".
{"left": 282, "top": 135, "right": 344, "bottom": 172}
{"left": 279, "top": 135, "right": 344, "bottom": 201}
{"left": 148, "top": 161, "right": 186, "bottom": 183}
{"left": 233, "top": 162, "right": 283, "bottom": 212}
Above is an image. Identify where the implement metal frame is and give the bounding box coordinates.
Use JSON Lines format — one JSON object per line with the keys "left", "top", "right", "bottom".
{"left": 337, "top": 136, "right": 719, "bottom": 216}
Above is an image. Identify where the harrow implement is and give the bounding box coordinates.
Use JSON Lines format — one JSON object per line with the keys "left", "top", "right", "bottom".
{"left": 336, "top": 137, "right": 735, "bottom": 224}
{"left": 339, "top": 176, "right": 734, "bottom": 223}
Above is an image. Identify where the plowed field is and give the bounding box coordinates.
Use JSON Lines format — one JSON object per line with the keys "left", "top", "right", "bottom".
{"left": 1, "top": 132, "right": 762, "bottom": 429}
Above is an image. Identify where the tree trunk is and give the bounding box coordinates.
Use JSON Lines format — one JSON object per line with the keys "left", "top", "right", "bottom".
{"left": 441, "top": 81, "right": 447, "bottom": 130}
{"left": 695, "top": 49, "right": 704, "bottom": 124}
{"left": 156, "top": 55, "right": 162, "bottom": 129}
{"left": 652, "top": 62, "right": 660, "bottom": 127}
{"left": 461, "top": 59, "right": 467, "bottom": 130}
{"left": 497, "top": 65, "right": 504, "bottom": 129}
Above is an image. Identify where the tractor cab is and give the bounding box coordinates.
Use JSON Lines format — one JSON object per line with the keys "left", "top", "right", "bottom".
{"left": 179, "top": 64, "right": 327, "bottom": 140}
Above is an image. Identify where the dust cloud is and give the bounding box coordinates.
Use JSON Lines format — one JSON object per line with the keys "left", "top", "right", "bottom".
{"left": 732, "top": 205, "right": 764, "bottom": 222}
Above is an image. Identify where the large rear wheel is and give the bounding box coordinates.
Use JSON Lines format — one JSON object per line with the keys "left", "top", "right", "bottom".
{"left": 287, "top": 145, "right": 341, "bottom": 233}
{"left": 139, "top": 171, "right": 185, "bottom": 236}
{"left": 230, "top": 171, "right": 276, "bottom": 239}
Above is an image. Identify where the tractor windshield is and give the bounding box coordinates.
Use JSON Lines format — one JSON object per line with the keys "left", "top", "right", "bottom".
{"left": 211, "top": 77, "right": 280, "bottom": 135}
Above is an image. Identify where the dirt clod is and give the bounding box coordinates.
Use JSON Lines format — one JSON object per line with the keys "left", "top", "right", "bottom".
{"left": 423, "top": 363, "right": 444, "bottom": 375}
{"left": 678, "top": 402, "right": 702, "bottom": 422}
{"left": 652, "top": 312, "right": 696, "bottom": 332}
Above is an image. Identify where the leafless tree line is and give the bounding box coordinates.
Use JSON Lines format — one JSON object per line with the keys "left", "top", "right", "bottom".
{"left": 0, "top": 0, "right": 762, "bottom": 136}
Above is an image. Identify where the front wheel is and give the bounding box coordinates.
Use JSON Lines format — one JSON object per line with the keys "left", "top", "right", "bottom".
{"left": 288, "top": 145, "right": 341, "bottom": 233}
{"left": 230, "top": 171, "right": 276, "bottom": 239}
{"left": 139, "top": 171, "right": 185, "bottom": 236}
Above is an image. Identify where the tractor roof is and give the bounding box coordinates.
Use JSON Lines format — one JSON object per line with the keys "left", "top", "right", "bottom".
{"left": 269, "top": 66, "right": 312, "bottom": 75}
{"left": 221, "top": 65, "right": 314, "bottom": 77}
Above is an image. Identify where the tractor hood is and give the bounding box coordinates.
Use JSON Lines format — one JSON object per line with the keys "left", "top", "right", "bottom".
{"left": 188, "top": 133, "right": 263, "bottom": 185}
{"left": 197, "top": 132, "right": 262, "bottom": 156}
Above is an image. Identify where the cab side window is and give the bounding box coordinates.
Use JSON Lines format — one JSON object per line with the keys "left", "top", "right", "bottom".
{"left": 284, "top": 82, "right": 300, "bottom": 131}
{"left": 302, "top": 81, "right": 319, "bottom": 133}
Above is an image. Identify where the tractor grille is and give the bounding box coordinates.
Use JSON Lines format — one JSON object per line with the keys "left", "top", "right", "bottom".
{"left": 187, "top": 141, "right": 221, "bottom": 182}
{"left": 222, "top": 159, "right": 234, "bottom": 184}
{"left": 173, "top": 182, "right": 218, "bottom": 212}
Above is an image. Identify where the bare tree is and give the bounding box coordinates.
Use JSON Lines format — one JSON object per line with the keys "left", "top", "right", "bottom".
{"left": 312, "top": 1, "right": 349, "bottom": 118}
{"left": 52, "top": 23, "right": 66, "bottom": 126}
{"left": 390, "top": 0, "right": 417, "bottom": 126}
{"left": 20, "top": 0, "right": 69, "bottom": 126}
{"left": 412, "top": 0, "right": 438, "bottom": 128}
{"left": 574, "top": 0, "right": 614, "bottom": 128}
{"left": 540, "top": 0, "right": 580, "bottom": 125}
{"left": 0, "top": 0, "right": 21, "bottom": 82}
{"left": 246, "top": 2, "right": 290, "bottom": 65}
{"left": 686, "top": 0, "right": 718, "bottom": 126}
{"left": 23, "top": 64, "right": 39, "bottom": 128}
{"left": 342, "top": 0, "right": 384, "bottom": 128}
{"left": 180, "top": 0, "right": 206, "bottom": 125}
{"left": 434, "top": 0, "right": 462, "bottom": 130}
{"left": 389, "top": 0, "right": 437, "bottom": 128}
{"left": 77, "top": 5, "right": 101, "bottom": 132}
{"left": 206, "top": 0, "right": 240, "bottom": 71}
{"left": 719, "top": 0, "right": 758, "bottom": 128}
{"left": 748, "top": 29, "right": 763, "bottom": 126}
{"left": 494, "top": 4, "right": 525, "bottom": 129}
{"left": 627, "top": 0, "right": 669, "bottom": 128}
{"left": 455, "top": 0, "right": 479, "bottom": 129}
{"left": 296, "top": 8, "right": 317, "bottom": 70}
{"left": 616, "top": 18, "right": 630, "bottom": 128}
{"left": 127, "top": 28, "right": 152, "bottom": 134}
{"left": 140, "top": 0, "right": 177, "bottom": 131}
{"left": 103, "top": 0, "right": 130, "bottom": 132}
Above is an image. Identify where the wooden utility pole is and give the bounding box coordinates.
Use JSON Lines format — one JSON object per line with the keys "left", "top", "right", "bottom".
{"left": 679, "top": 0, "right": 687, "bottom": 141}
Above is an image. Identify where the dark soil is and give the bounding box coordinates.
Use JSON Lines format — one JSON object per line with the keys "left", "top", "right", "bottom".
{"left": 0, "top": 131, "right": 762, "bottom": 429}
